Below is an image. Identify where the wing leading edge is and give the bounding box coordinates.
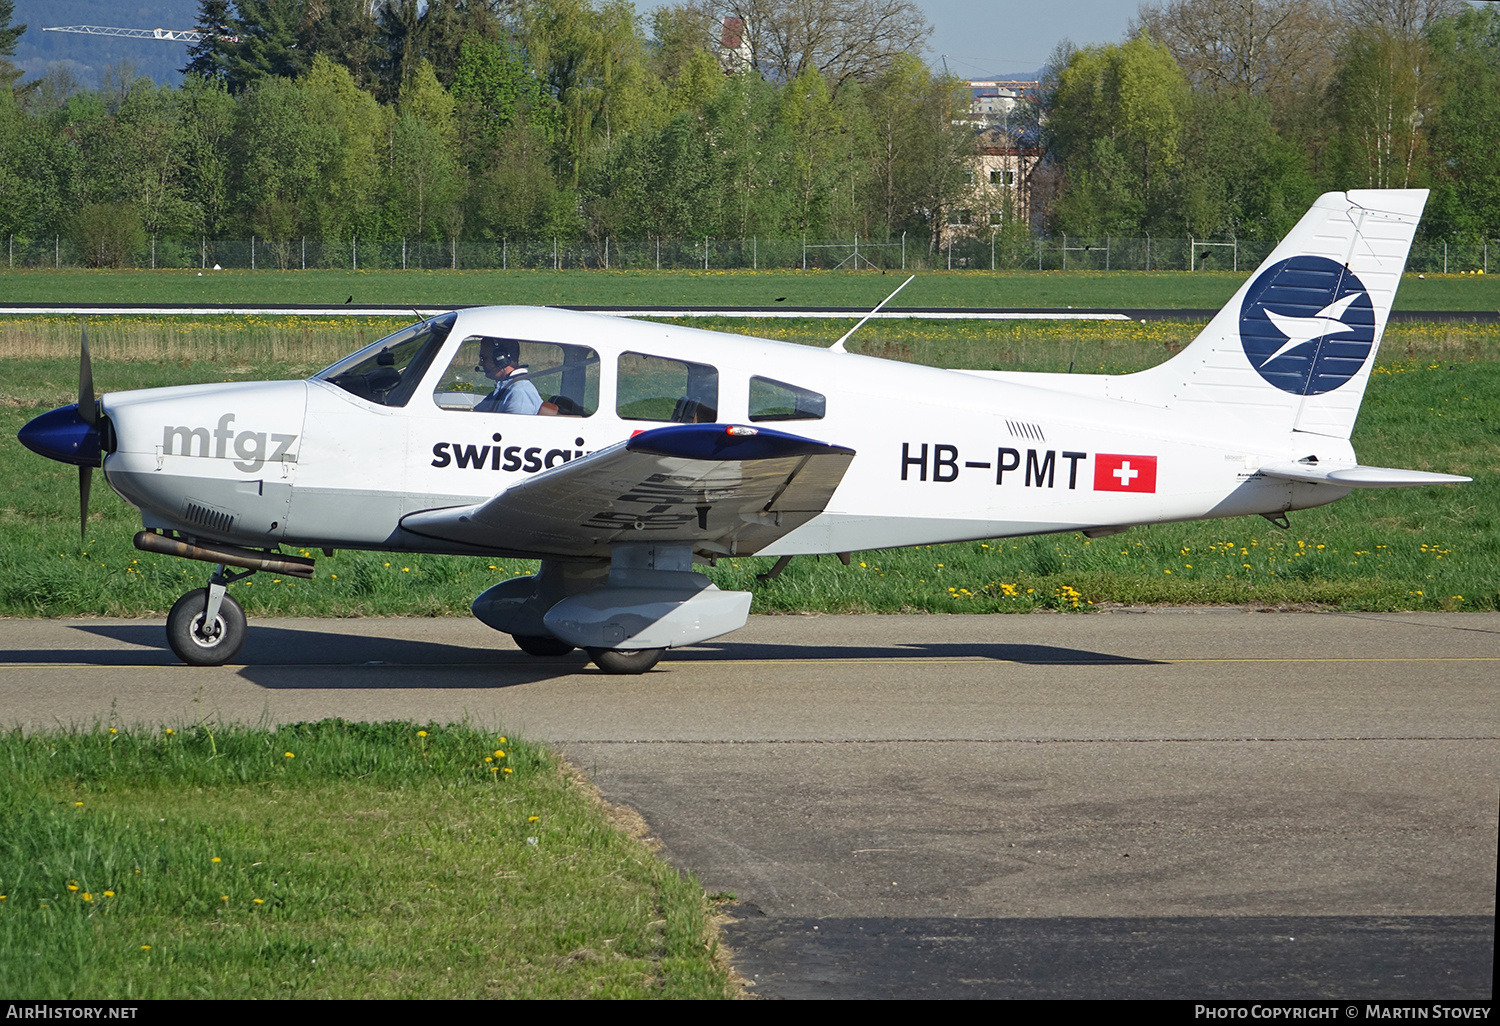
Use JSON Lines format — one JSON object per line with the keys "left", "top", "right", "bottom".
{"left": 400, "top": 423, "right": 857, "bottom": 558}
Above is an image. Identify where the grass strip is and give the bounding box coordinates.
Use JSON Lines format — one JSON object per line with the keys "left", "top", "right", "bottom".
{"left": 0, "top": 720, "right": 733, "bottom": 999}
{"left": 0, "top": 267, "right": 1494, "bottom": 311}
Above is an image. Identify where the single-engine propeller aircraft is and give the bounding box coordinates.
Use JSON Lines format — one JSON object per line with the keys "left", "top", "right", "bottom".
{"left": 19, "top": 189, "right": 1471, "bottom": 673}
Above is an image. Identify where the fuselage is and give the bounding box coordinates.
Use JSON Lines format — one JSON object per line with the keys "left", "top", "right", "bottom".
{"left": 99, "top": 305, "right": 1347, "bottom": 559}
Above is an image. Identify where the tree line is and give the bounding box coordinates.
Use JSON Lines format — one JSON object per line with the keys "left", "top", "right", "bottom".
{"left": 0, "top": 0, "right": 1496, "bottom": 270}
{"left": 1039, "top": 0, "right": 1500, "bottom": 244}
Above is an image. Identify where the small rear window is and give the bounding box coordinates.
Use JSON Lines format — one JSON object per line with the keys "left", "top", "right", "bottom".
{"left": 749, "top": 376, "right": 825, "bottom": 421}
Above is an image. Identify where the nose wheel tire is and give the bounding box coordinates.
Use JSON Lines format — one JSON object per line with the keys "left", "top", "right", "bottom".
{"left": 586, "top": 647, "right": 664, "bottom": 675}
{"left": 166, "top": 589, "right": 247, "bottom": 666}
{"left": 512, "top": 633, "right": 575, "bottom": 657}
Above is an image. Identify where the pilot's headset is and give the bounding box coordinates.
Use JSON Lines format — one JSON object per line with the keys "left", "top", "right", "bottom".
{"left": 476, "top": 339, "right": 521, "bottom": 373}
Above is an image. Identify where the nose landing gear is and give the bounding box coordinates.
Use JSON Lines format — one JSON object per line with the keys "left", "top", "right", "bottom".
{"left": 166, "top": 565, "right": 253, "bottom": 666}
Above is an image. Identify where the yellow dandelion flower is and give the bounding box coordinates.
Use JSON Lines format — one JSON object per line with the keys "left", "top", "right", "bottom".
{"left": 528, "top": 815, "right": 539, "bottom": 822}
{"left": 485, "top": 756, "right": 493, "bottom": 763}
{"left": 140, "top": 945, "right": 151, "bottom": 951}
{"left": 164, "top": 728, "right": 175, "bottom": 735}
{"left": 81, "top": 893, "right": 93, "bottom": 902}
{"left": 494, "top": 749, "right": 505, "bottom": 757}
{"left": 104, "top": 891, "right": 114, "bottom": 898}
{"left": 67, "top": 883, "right": 79, "bottom": 892}
{"left": 498, "top": 737, "right": 507, "bottom": 744}
{"left": 284, "top": 752, "right": 295, "bottom": 759}
{"left": 253, "top": 898, "right": 264, "bottom": 905}
{"left": 109, "top": 727, "right": 117, "bottom": 734}
{"left": 503, "top": 767, "right": 513, "bottom": 774}
{"left": 417, "top": 730, "right": 428, "bottom": 738}
{"left": 75, "top": 801, "right": 83, "bottom": 807}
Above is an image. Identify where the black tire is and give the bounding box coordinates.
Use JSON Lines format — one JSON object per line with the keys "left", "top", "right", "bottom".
{"left": 586, "top": 647, "right": 664, "bottom": 675}
{"left": 166, "top": 589, "right": 247, "bottom": 666}
{"left": 513, "top": 633, "right": 575, "bottom": 657}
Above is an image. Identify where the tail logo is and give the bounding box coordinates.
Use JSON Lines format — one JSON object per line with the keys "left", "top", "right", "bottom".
{"left": 1239, "top": 256, "right": 1375, "bottom": 396}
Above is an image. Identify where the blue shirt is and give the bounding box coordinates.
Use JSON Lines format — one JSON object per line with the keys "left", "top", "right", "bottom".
{"left": 475, "top": 369, "right": 543, "bottom": 414}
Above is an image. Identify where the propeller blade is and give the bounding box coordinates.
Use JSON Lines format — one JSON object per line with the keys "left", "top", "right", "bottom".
{"left": 78, "top": 464, "right": 92, "bottom": 543}
{"left": 79, "top": 322, "right": 96, "bottom": 427}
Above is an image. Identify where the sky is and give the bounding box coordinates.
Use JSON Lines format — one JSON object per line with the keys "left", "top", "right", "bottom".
{"left": 636, "top": 0, "right": 1142, "bottom": 78}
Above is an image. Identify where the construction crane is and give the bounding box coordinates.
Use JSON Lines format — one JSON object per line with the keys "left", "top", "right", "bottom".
{"left": 42, "top": 26, "right": 207, "bottom": 43}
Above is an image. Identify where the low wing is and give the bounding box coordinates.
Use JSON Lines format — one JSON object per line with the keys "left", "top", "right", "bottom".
{"left": 400, "top": 423, "right": 856, "bottom": 558}
{"left": 1259, "top": 462, "right": 1471, "bottom": 489}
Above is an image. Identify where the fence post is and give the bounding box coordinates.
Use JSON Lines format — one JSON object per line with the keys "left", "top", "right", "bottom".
{"left": 402, "top": 237, "right": 407, "bottom": 271}
{"left": 1444, "top": 241, "right": 1448, "bottom": 274}
{"left": 803, "top": 234, "right": 807, "bottom": 272}
{"left": 704, "top": 237, "right": 709, "bottom": 270}
{"left": 202, "top": 239, "right": 206, "bottom": 269}
{"left": 656, "top": 237, "right": 660, "bottom": 270}
{"left": 56, "top": 235, "right": 59, "bottom": 269}
{"left": 1145, "top": 233, "right": 1150, "bottom": 272}
{"left": 754, "top": 236, "right": 757, "bottom": 271}
{"left": 553, "top": 238, "right": 558, "bottom": 271}
{"left": 902, "top": 231, "right": 906, "bottom": 270}
{"left": 251, "top": 235, "right": 256, "bottom": 271}
{"left": 991, "top": 230, "right": 996, "bottom": 271}
{"left": 352, "top": 236, "right": 357, "bottom": 272}
{"left": 605, "top": 237, "right": 609, "bottom": 270}
{"left": 151, "top": 236, "right": 156, "bottom": 270}
{"left": 7, "top": 234, "right": 10, "bottom": 269}
{"left": 503, "top": 239, "right": 507, "bottom": 270}
{"left": 1190, "top": 236, "right": 1195, "bottom": 272}
{"left": 1062, "top": 233, "right": 1067, "bottom": 271}
{"left": 1105, "top": 233, "right": 1110, "bottom": 271}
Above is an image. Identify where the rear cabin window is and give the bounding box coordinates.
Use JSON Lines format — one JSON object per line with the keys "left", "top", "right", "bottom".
{"left": 616, "top": 352, "right": 718, "bottom": 423}
{"left": 749, "top": 376, "right": 825, "bottom": 421}
{"left": 433, "top": 337, "right": 599, "bottom": 417}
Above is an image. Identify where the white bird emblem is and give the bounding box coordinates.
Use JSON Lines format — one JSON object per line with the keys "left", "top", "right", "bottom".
{"left": 1259, "top": 293, "right": 1363, "bottom": 367}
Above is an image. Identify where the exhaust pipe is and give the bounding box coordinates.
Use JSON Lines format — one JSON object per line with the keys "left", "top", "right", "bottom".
{"left": 133, "top": 531, "right": 316, "bottom": 579}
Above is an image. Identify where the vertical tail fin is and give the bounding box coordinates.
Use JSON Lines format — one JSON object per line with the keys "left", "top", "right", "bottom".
{"left": 1113, "top": 189, "right": 1427, "bottom": 440}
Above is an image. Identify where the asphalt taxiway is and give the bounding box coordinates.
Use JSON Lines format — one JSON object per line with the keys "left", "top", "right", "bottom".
{"left": 0, "top": 610, "right": 1494, "bottom": 998}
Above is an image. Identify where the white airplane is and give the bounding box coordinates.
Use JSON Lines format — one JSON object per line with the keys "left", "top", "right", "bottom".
{"left": 18, "top": 189, "right": 1470, "bottom": 673}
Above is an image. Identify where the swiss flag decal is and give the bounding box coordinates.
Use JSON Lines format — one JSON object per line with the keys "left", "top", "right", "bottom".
{"left": 1094, "top": 453, "right": 1158, "bottom": 492}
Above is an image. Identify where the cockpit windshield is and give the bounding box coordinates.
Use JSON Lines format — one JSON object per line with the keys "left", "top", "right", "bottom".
{"left": 314, "top": 312, "right": 456, "bottom": 407}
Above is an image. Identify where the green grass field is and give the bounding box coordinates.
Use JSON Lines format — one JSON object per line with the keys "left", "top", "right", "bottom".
{"left": 1, "top": 314, "right": 1494, "bottom": 617}
{"left": 0, "top": 720, "right": 733, "bottom": 999}
{"left": 1, "top": 266, "right": 1497, "bottom": 311}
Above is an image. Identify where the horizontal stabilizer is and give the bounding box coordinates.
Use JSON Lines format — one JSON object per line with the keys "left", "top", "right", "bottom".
{"left": 1259, "top": 463, "right": 1471, "bottom": 489}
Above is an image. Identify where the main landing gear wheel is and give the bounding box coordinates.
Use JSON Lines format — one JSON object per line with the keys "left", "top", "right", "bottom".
{"left": 586, "top": 647, "right": 664, "bottom": 675}
{"left": 166, "top": 589, "right": 247, "bottom": 666}
{"left": 513, "top": 633, "right": 575, "bottom": 657}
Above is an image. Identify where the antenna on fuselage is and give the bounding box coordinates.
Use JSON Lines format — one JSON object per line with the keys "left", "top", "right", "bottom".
{"left": 829, "top": 275, "right": 915, "bottom": 354}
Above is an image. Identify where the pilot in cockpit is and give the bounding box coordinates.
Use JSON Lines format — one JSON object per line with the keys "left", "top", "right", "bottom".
{"left": 472, "top": 338, "right": 543, "bottom": 415}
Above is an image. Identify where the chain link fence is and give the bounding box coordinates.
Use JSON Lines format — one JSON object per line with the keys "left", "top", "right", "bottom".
{"left": 5, "top": 233, "right": 1493, "bottom": 275}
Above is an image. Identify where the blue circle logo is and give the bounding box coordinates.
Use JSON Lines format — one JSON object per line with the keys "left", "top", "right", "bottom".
{"left": 1239, "top": 256, "right": 1376, "bottom": 395}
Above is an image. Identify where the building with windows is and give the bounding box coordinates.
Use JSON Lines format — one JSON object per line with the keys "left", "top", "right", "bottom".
{"left": 945, "top": 125, "right": 1043, "bottom": 245}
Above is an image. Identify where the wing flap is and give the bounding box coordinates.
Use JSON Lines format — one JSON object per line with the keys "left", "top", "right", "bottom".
{"left": 1259, "top": 463, "right": 1471, "bottom": 489}
{"left": 401, "top": 423, "right": 856, "bottom": 557}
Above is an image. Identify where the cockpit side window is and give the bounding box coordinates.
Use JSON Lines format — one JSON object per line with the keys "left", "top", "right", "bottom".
{"left": 616, "top": 352, "right": 718, "bottom": 423}
{"left": 433, "top": 337, "right": 599, "bottom": 416}
{"left": 315, "top": 313, "right": 455, "bottom": 407}
{"left": 749, "top": 376, "right": 826, "bottom": 421}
